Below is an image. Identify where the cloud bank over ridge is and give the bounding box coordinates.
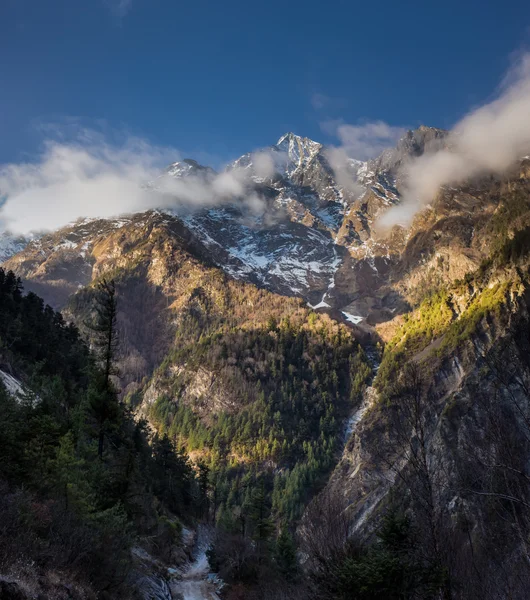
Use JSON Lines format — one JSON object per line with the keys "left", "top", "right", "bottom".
{"left": 379, "top": 53, "right": 530, "bottom": 227}
{"left": 3, "top": 52, "right": 530, "bottom": 237}
{"left": 0, "top": 128, "right": 264, "bottom": 234}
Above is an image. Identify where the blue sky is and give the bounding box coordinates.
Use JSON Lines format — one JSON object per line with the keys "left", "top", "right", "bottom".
{"left": 1, "top": 0, "right": 530, "bottom": 166}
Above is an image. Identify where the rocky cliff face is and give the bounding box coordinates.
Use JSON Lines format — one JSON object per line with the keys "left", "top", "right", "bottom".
{"left": 310, "top": 173, "right": 530, "bottom": 597}
{"left": 318, "top": 296, "right": 530, "bottom": 598}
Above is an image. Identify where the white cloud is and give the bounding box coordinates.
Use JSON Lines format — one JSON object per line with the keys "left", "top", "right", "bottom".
{"left": 319, "top": 118, "right": 345, "bottom": 137}
{"left": 0, "top": 129, "right": 264, "bottom": 234}
{"left": 379, "top": 53, "right": 530, "bottom": 228}
{"left": 324, "top": 120, "right": 406, "bottom": 161}
{"left": 251, "top": 151, "right": 276, "bottom": 179}
{"left": 324, "top": 147, "right": 364, "bottom": 195}
{"left": 321, "top": 119, "right": 406, "bottom": 195}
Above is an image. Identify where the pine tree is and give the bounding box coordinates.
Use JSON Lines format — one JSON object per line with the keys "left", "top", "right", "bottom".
{"left": 91, "top": 279, "right": 119, "bottom": 387}
{"left": 86, "top": 279, "right": 120, "bottom": 457}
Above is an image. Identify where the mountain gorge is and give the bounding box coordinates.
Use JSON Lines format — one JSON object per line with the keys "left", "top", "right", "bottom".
{"left": 2, "top": 127, "right": 530, "bottom": 599}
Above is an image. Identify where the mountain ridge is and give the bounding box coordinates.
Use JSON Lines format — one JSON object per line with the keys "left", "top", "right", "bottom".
{"left": 0, "top": 125, "right": 518, "bottom": 328}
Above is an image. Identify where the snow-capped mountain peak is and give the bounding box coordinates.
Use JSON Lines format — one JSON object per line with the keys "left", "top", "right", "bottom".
{"left": 276, "top": 131, "right": 297, "bottom": 145}
{"left": 274, "top": 132, "right": 322, "bottom": 174}
{"left": 275, "top": 131, "right": 321, "bottom": 153}
{"left": 165, "top": 158, "right": 216, "bottom": 179}
{"left": 226, "top": 133, "right": 324, "bottom": 183}
{"left": 0, "top": 127, "right": 446, "bottom": 317}
{"left": 146, "top": 158, "right": 217, "bottom": 192}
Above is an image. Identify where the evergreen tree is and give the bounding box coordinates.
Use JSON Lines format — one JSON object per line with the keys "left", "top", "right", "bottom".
{"left": 86, "top": 279, "right": 120, "bottom": 457}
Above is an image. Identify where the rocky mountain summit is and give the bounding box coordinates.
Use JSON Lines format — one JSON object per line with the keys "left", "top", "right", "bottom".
{"left": 0, "top": 127, "right": 451, "bottom": 314}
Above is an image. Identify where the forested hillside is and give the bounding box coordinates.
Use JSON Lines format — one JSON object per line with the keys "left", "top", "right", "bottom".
{"left": 146, "top": 305, "right": 369, "bottom": 519}
{"left": 0, "top": 270, "right": 198, "bottom": 599}
{"left": 0, "top": 264, "right": 372, "bottom": 600}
